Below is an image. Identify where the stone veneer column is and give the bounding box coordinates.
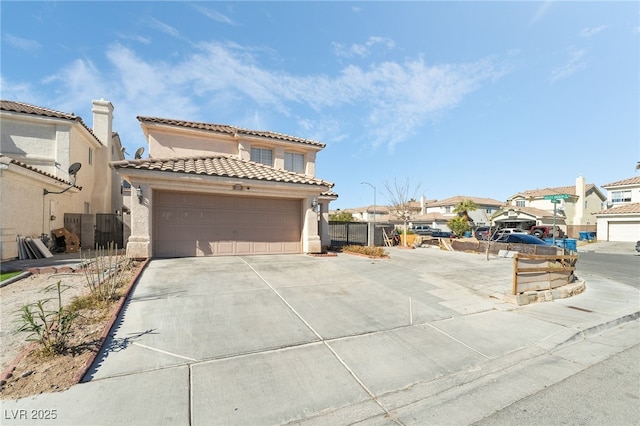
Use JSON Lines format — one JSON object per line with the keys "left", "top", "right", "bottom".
{"left": 302, "top": 196, "right": 321, "bottom": 253}
{"left": 125, "top": 182, "right": 151, "bottom": 258}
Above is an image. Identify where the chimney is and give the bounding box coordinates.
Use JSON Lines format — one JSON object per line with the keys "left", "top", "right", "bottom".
{"left": 90, "top": 99, "right": 114, "bottom": 213}
{"left": 91, "top": 99, "right": 113, "bottom": 147}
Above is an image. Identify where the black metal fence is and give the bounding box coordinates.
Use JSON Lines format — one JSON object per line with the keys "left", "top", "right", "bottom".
{"left": 328, "top": 221, "right": 368, "bottom": 247}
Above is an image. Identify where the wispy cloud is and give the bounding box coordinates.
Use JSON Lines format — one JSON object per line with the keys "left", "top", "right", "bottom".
{"left": 579, "top": 25, "right": 607, "bottom": 37}
{"left": 31, "top": 41, "right": 506, "bottom": 152}
{"left": 4, "top": 34, "right": 41, "bottom": 52}
{"left": 549, "top": 48, "right": 587, "bottom": 83}
{"left": 149, "top": 18, "right": 181, "bottom": 38}
{"left": 194, "top": 5, "right": 236, "bottom": 26}
{"left": 529, "top": 1, "right": 553, "bottom": 26}
{"left": 333, "top": 36, "right": 395, "bottom": 58}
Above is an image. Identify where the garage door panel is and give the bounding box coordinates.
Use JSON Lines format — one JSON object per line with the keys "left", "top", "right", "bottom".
{"left": 153, "top": 191, "right": 301, "bottom": 257}
{"left": 608, "top": 221, "right": 640, "bottom": 242}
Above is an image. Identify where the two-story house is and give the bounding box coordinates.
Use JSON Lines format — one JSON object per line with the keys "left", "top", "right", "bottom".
{"left": 111, "top": 117, "right": 336, "bottom": 258}
{"left": 494, "top": 175, "right": 606, "bottom": 238}
{"left": 594, "top": 176, "right": 640, "bottom": 241}
{"left": 418, "top": 196, "right": 504, "bottom": 231}
{"left": 0, "top": 99, "right": 124, "bottom": 260}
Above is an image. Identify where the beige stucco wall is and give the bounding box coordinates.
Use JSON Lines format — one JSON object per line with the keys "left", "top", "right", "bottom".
{"left": 149, "top": 132, "right": 238, "bottom": 158}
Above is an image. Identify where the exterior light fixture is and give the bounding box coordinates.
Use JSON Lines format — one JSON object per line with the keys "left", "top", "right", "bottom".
{"left": 311, "top": 197, "right": 318, "bottom": 209}
{"left": 136, "top": 186, "right": 143, "bottom": 203}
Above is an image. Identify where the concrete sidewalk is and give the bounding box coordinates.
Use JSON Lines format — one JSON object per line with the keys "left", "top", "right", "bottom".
{"left": 1, "top": 247, "right": 639, "bottom": 425}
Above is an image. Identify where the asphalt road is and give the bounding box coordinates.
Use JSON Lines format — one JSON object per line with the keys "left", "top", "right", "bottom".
{"left": 576, "top": 252, "right": 640, "bottom": 289}
{"left": 472, "top": 343, "right": 640, "bottom": 426}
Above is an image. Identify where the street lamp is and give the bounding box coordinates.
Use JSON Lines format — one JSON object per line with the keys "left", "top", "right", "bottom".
{"left": 361, "top": 181, "right": 376, "bottom": 247}
{"left": 360, "top": 182, "right": 376, "bottom": 224}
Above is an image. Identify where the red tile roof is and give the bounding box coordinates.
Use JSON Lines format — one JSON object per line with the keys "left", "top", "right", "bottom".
{"left": 594, "top": 202, "right": 640, "bottom": 215}
{"left": 601, "top": 176, "right": 640, "bottom": 188}
{"left": 0, "top": 100, "right": 102, "bottom": 145}
{"left": 509, "top": 184, "right": 595, "bottom": 199}
{"left": 0, "top": 155, "right": 81, "bottom": 188}
{"left": 137, "top": 116, "right": 326, "bottom": 148}
{"left": 111, "top": 155, "right": 334, "bottom": 188}
{"left": 495, "top": 205, "right": 558, "bottom": 219}
{"left": 428, "top": 195, "right": 504, "bottom": 207}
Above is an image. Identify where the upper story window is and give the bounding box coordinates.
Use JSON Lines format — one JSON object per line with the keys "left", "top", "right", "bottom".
{"left": 516, "top": 200, "right": 525, "bottom": 207}
{"left": 250, "top": 147, "right": 273, "bottom": 166}
{"left": 611, "top": 190, "right": 631, "bottom": 203}
{"left": 88, "top": 147, "right": 93, "bottom": 165}
{"left": 445, "top": 206, "right": 451, "bottom": 213}
{"left": 284, "top": 152, "right": 304, "bottom": 173}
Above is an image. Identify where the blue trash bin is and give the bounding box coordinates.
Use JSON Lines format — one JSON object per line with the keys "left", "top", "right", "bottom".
{"left": 579, "top": 231, "right": 588, "bottom": 241}
{"left": 587, "top": 232, "right": 596, "bottom": 241}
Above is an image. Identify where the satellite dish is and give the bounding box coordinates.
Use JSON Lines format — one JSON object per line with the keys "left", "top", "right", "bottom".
{"left": 134, "top": 147, "right": 145, "bottom": 159}
{"left": 68, "top": 162, "right": 82, "bottom": 176}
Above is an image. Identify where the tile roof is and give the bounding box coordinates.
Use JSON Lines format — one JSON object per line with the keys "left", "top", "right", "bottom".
{"left": 137, "top": 116, "right": 326, "bottom": 148}
{"left": 509, "top": 184, "right": 598, "bottom": 199}
{"left": 494, "top": 205, "right": 558, "bottom": 219}
{"left": 111, "top": 155, "right": 334, "bottom": 188}
{"left": 594, "top": 202, "right": 640, "bottom": 215}
{"left": 428, "top": 195, "right": 504, "bottom": 207}
{"left": 601, "top": 176, "right": 640, "bottom": 188}
{"left": 0, "top": 155, "right": 81, "bottom": 188}
{"left": 0, "top": 100, "right": 101, "bottom": 145}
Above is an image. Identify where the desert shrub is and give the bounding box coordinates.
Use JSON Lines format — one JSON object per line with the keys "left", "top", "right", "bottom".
{"left": 82, "top": 244, "right": 131, "bottom": 302}
{"left": 342, "top": 245, "right": 388, "bottom": 257}
{"left": 15, "top": 281, "right": 79, "bottom": 356}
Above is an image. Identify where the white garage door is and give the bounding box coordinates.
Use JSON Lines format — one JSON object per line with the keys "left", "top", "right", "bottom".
{"left": 608, "top": 221, "right": 640, "bottom": 242}
{"left": 153, "top": 191, "right": 302, "bottom": 257}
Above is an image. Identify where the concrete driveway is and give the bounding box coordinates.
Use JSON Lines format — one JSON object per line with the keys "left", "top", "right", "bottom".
{"left": 3, "top": 247, "right": 639, "bottom": 425}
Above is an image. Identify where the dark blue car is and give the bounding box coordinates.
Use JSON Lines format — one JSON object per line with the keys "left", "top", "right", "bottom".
{"left": 494, "top": 234, "right": 549, "bottom": 245}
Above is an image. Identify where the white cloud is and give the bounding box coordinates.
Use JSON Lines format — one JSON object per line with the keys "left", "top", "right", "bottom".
{"left": 149, "top": 18, "right": 181, "bottom": 38}
{"left": 579, "top": 25, "right": 607, "bottom": 37}
{"left": 4, "top": 34, "right": 41, "bottom": 52}
{"left": 333, "top": 36, "right": 395, "bottom": 58}
{"left": 549, "top": 48, "right": 587, "bottom": 84}
{"left": 194, "top": 5, "right": 236, "bottom": 26}
{"left": 24, "top": 41, "right": 505, "bottom": 153}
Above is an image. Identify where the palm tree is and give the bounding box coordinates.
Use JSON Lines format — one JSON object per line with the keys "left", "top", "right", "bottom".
{"left": 453, "top": 199, "right": 478, "bottom": 226}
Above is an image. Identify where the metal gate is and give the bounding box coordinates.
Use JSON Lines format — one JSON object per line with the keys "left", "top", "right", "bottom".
{"left": 329, "top": 221, "right": 368, "bottom": 247}
{"left": 95, "top": 213, "right": 124, "bottom": 249}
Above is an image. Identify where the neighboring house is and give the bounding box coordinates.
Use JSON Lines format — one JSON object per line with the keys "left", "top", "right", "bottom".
{"left": 0, "top": 99, "right": 124, "bottom": 260}
{"left": 111, "top": 116, "right": 336, "bottom": 258}
{"left": 350, "top": 205, "right": 391, "bottom": 223}
{"left": 419, "top": 196, "right": 504, "bottom": 230}
{"left": 594, "top": 176, "right": 640, "bottom": 242}
{"left": 495, "top": 175, "right": 605, "bottom": 238}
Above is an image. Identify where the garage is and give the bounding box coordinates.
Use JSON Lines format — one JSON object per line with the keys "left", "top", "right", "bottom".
{"left": 607, "top": 221, "right": 640, "bottom": 242}
{"left": 153, "top": 191, "right": 302, "bottom": 257}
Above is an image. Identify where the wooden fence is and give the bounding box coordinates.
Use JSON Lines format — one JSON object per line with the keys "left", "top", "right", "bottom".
{"left": 512, "top": 253, "right": 578, "bottom": 295}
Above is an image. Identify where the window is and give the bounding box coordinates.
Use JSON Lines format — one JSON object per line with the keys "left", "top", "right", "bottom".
{"left": 250, "top": 148, "right": 272, "bottom": 166}
{"left": 611, "top": 190, "right": 631, "bottom": 203}
{"left": 88, "top": 148, "right": 93, "bottom": 165}
{"left": 284, "top": 152, "right": 304, "bottom": 173}
{"left": 516, "top": 200, "right": 525, "bottom": 207}
{"left": 445, "top": 206, "right": 451, "bottom": 213}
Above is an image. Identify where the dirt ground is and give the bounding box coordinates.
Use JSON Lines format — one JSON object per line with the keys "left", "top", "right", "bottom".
{"left": 0, "top": 262, "right": 140, "bottom": 400}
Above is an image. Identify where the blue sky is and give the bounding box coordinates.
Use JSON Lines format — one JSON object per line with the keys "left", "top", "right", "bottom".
{"left": 2, "top": 1, "right": 638, "bottom": 209}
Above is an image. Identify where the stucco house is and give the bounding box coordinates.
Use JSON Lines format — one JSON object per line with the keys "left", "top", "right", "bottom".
{"left": 594, "top": 176, "right": 640, "bottom": 242}
{"left": 493, "top": 176, "right": 605, "bottom": 238}
{"left": 111, "top": 117, "right": 336, "bottom": 258}
{"left": 417, "top": 196, "right": 504, "bottom": 231}
{"left": 0, "top": 99, "right": 124, "bottom": 260}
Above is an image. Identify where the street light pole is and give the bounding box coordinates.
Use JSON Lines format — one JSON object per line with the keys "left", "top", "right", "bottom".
{"left": 361, "top": 181, "right": 376, "bottom": 246}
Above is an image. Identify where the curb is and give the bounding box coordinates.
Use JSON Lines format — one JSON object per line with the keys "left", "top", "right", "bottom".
{"left": 0, "top": 271, "right": 32, "bottom": 289}
{"left": 74, "top": 258, "right": 150, "bottom": 383}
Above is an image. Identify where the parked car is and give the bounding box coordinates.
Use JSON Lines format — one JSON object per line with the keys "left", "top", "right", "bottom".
{"left": 530, "top": 225, "right": 564, "bottom": 239}
{"left": 636, "top": 241, "right": 640, "bottom": 253}
{"left": 431, "top": 231, "right": 457, "bottom": 239}
{"left": 474, "top": 226, "right": 496, "bottom": 241}
{"left": 411, "top": 225, "right": 441, "bottom": 236}
{"left": 494, "top": 234, "right": 549, "bottom": 245}
{"left": 491, "top": 228, "right": 529, "bottom": 240}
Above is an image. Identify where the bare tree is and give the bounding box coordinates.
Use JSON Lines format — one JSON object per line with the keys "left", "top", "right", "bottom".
{"left": 383, "top": 178, "right": 422, "bottom": 247}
